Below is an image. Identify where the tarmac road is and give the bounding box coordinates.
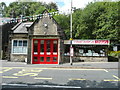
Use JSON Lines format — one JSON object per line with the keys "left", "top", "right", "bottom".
{"left": 0, "top": 60, "right": 119, "bottom": 88}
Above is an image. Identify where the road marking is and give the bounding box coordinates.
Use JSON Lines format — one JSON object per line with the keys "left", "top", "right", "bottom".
{"left": 2, "top": 67, "right": 106, "bottom": 71}
{"left": 13, "top": 69, "right": 42, "bottom": 77}
{"left": 2, "top": 83, "right": 81, "bottom": 88}
{"left": 34, "top": 77, "right": 52, "bottom": 80}
{"left": 104, "top": 80, "right": 120, "bottom": 82}
{"left": 104, "top": 69, "right": 109, "bottom": 72}
{"left": 69, "top": 78, "right": 86, "bottom": 81}
{"left": 0, "top": 71, "right": 3, "bottom": 73}
{"left": 113, "top": 75, "right": 119, "bottom": 80}
{"left": 0, "top": 68, "right": 13, "bottom": 73}
{"left": 2, "top": 76, "right": 18, "bottom": 78}
{"left": 13, "top": 73, "right": 39, "bottom": 76}
{"left": 3, "top": 67, "right": 23, "bottom": 69}
{"left": 103, "top": 75, "right": 120, "bottom": 82}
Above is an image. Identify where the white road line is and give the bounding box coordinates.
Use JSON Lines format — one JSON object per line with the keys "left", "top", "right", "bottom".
{"left": 34, "top": 77, "right": 52, "bottom": 80}
{"left": 69, "top": 78, "right": 86, "bottom": 81}
{"left": 1, "top": 83, "right": 81, "bottom": 88}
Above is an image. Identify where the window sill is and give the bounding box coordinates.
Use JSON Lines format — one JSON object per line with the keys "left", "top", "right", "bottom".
{"left": 12, "top": 53, "right": 27, "bottom": 55}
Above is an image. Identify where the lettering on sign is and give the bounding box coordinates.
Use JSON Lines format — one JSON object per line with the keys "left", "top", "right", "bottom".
{"left": 64, "top": 40, "right": 110, "bottom": 45}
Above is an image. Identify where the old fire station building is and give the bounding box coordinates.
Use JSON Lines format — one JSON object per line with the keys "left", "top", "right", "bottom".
{"left": 10, "top": 10, "right": 65, "bottom": 64}
{"left": 9, "top": 10, "right": 110, "bottom": 64}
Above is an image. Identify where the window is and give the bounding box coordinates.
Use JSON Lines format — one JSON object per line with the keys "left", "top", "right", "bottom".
{"left": 34, "top": 40, "right": 38, "bottom": 54}
{"left": 12, "top": 40, "right": 28, "bottom": 54}
{"left": 40, "top": 40, "right": 44, "bottom": 52}
{"left": 53, "top": 40, "right": 57, "bottom": 52}
{"left": 47, "top": 40, "right": 50, "bottom": 52}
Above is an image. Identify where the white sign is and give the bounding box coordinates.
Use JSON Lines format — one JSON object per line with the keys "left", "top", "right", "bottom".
{"left": 64, "top": 40, "right": 110, "bottom": 45}
{"left": 70, "top": 47, "right": 74, "bottom": 56}
{"left": 113, "top": 46, "right": 117, "bottom": 51}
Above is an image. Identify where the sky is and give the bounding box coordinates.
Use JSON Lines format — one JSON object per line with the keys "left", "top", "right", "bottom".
{"left": 0, "top": 0, "right": 116, "bottom": 14}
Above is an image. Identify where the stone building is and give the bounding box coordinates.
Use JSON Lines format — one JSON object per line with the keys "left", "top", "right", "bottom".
{"left": 9, "top": 10, "right": 65, "bottom": 64}
{"left": 0, "top": 18, "right": 16, "bottom": 59}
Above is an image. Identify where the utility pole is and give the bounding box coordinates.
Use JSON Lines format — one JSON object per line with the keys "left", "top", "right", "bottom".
{"left": 70, "top": 0, "right": 73, "bottom": 65}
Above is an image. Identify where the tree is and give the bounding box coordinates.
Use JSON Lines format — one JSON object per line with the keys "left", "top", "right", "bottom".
{"left": 71, "top": 2, "right": 119, "bottom": 43}
{"left": 3, "top": 1, "right": 58, "bottom": 18}
{"left": 54, "top": 14, "right": 70, "bottom": 39}
{"left": 0, "top": 2, "right": 7, "bottom": 17}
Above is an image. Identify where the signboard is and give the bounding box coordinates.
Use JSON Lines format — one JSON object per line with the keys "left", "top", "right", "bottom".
{"left": 113, "top": 46, "right": 117, "bottom": 51}
{"left": 64, "top": 40, "right": 110, "bottom": 45}
{"left": 70, "top": 47, "right": 74, "bottom": 56}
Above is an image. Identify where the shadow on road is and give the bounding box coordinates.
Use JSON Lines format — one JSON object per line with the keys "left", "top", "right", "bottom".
{"left": 2, "top": 80, "right": 118, "bottom": 89}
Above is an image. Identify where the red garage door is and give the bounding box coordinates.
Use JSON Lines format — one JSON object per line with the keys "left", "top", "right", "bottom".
{"left": 32, "top": 39, "right": 58, "bottom": 64}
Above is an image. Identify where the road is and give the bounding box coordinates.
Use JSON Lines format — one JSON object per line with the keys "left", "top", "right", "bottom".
{"left": 0, "top": 60, "right": 119, "bottom": 88}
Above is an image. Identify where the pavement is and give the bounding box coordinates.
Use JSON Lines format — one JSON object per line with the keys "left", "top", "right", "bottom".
{"left": 1, "top": 60, "right": 119, "bottom": 69}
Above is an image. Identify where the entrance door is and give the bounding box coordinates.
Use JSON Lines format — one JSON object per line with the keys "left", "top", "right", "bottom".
{"left": 32, "top": 39, "right": 58, "bottom": 64}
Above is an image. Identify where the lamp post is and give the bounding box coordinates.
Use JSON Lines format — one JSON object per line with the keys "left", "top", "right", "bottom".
{"left": 70, "top": 0, "right": 73, "bottom": 65}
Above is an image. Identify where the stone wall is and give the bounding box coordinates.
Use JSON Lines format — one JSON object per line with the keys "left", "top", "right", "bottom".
{"left": 64, "top": 56, "right": 108, "bottom": 63}
{"left": 10, "top": 54, "right": 27, "bottom": 62}
{"left": 10, "top": 34, "right": 28, "bottom": 62}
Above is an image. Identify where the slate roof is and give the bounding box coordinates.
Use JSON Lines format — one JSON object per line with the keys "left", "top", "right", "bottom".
{"left": 12, "top": 22, "right": 33, "bottom": 33}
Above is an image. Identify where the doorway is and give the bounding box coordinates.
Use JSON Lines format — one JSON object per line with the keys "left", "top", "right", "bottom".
{"left": 32, "top": 39, "right": 58, "bottom": 64}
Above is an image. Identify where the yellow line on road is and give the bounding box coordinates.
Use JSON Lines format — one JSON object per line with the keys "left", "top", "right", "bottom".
{"left": 104, "top": 80, "right": 120, "bottom": 82}
{"left": 0, "top": 71, "right": 3, "bottom": 73}
{"left": 34, "top": 77, "right": 52, "bottom": 80}
{"left": 69, "top": 78, "right": 86, "bottom": 81}
{"left": 113, "top": 75, "right": 119, "bottom": 80}
{"left": 2, "top": 76, "right": 18, "bottom": 78}
{"left": 3, "top": 67, "right": 24, "bottom": 69}
{"left": 0, "top": 68, "right": 13, "bottom": 73}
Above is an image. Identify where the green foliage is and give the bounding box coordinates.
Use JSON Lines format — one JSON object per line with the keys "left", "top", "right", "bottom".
{"left": 54, "top": 14, "right": 70, "bottom": 39}
{"left": 72, "top": 2, "right": 119, "bottom": 44}
{"left": 1, "top": 1, "right": 58, "bottom": 17}
{"left": 1, "top": 1, "right": 119, "bottom": 44}
{"left": 0, "top": 2, "right": 7, "bottom": 16}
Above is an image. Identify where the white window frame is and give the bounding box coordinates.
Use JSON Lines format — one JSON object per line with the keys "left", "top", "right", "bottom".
{"left": 12, "top": 39, "right": 28, "bottom": 54}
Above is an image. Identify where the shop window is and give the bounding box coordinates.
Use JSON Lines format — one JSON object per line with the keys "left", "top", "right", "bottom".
{"left": 65, "top": 45, "right": 107, "bottom": 57}
{"left": 12, "top": 40, "right": 28, "bottom": 54}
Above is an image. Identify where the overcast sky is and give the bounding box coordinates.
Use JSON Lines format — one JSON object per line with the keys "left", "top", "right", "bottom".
{"left": 0, "top": 0, "right": 117, "bottom": 13}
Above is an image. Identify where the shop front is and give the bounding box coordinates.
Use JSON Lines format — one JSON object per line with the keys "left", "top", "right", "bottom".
{"left": 64, "top": 40, "right": 110, "bottom": 62}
